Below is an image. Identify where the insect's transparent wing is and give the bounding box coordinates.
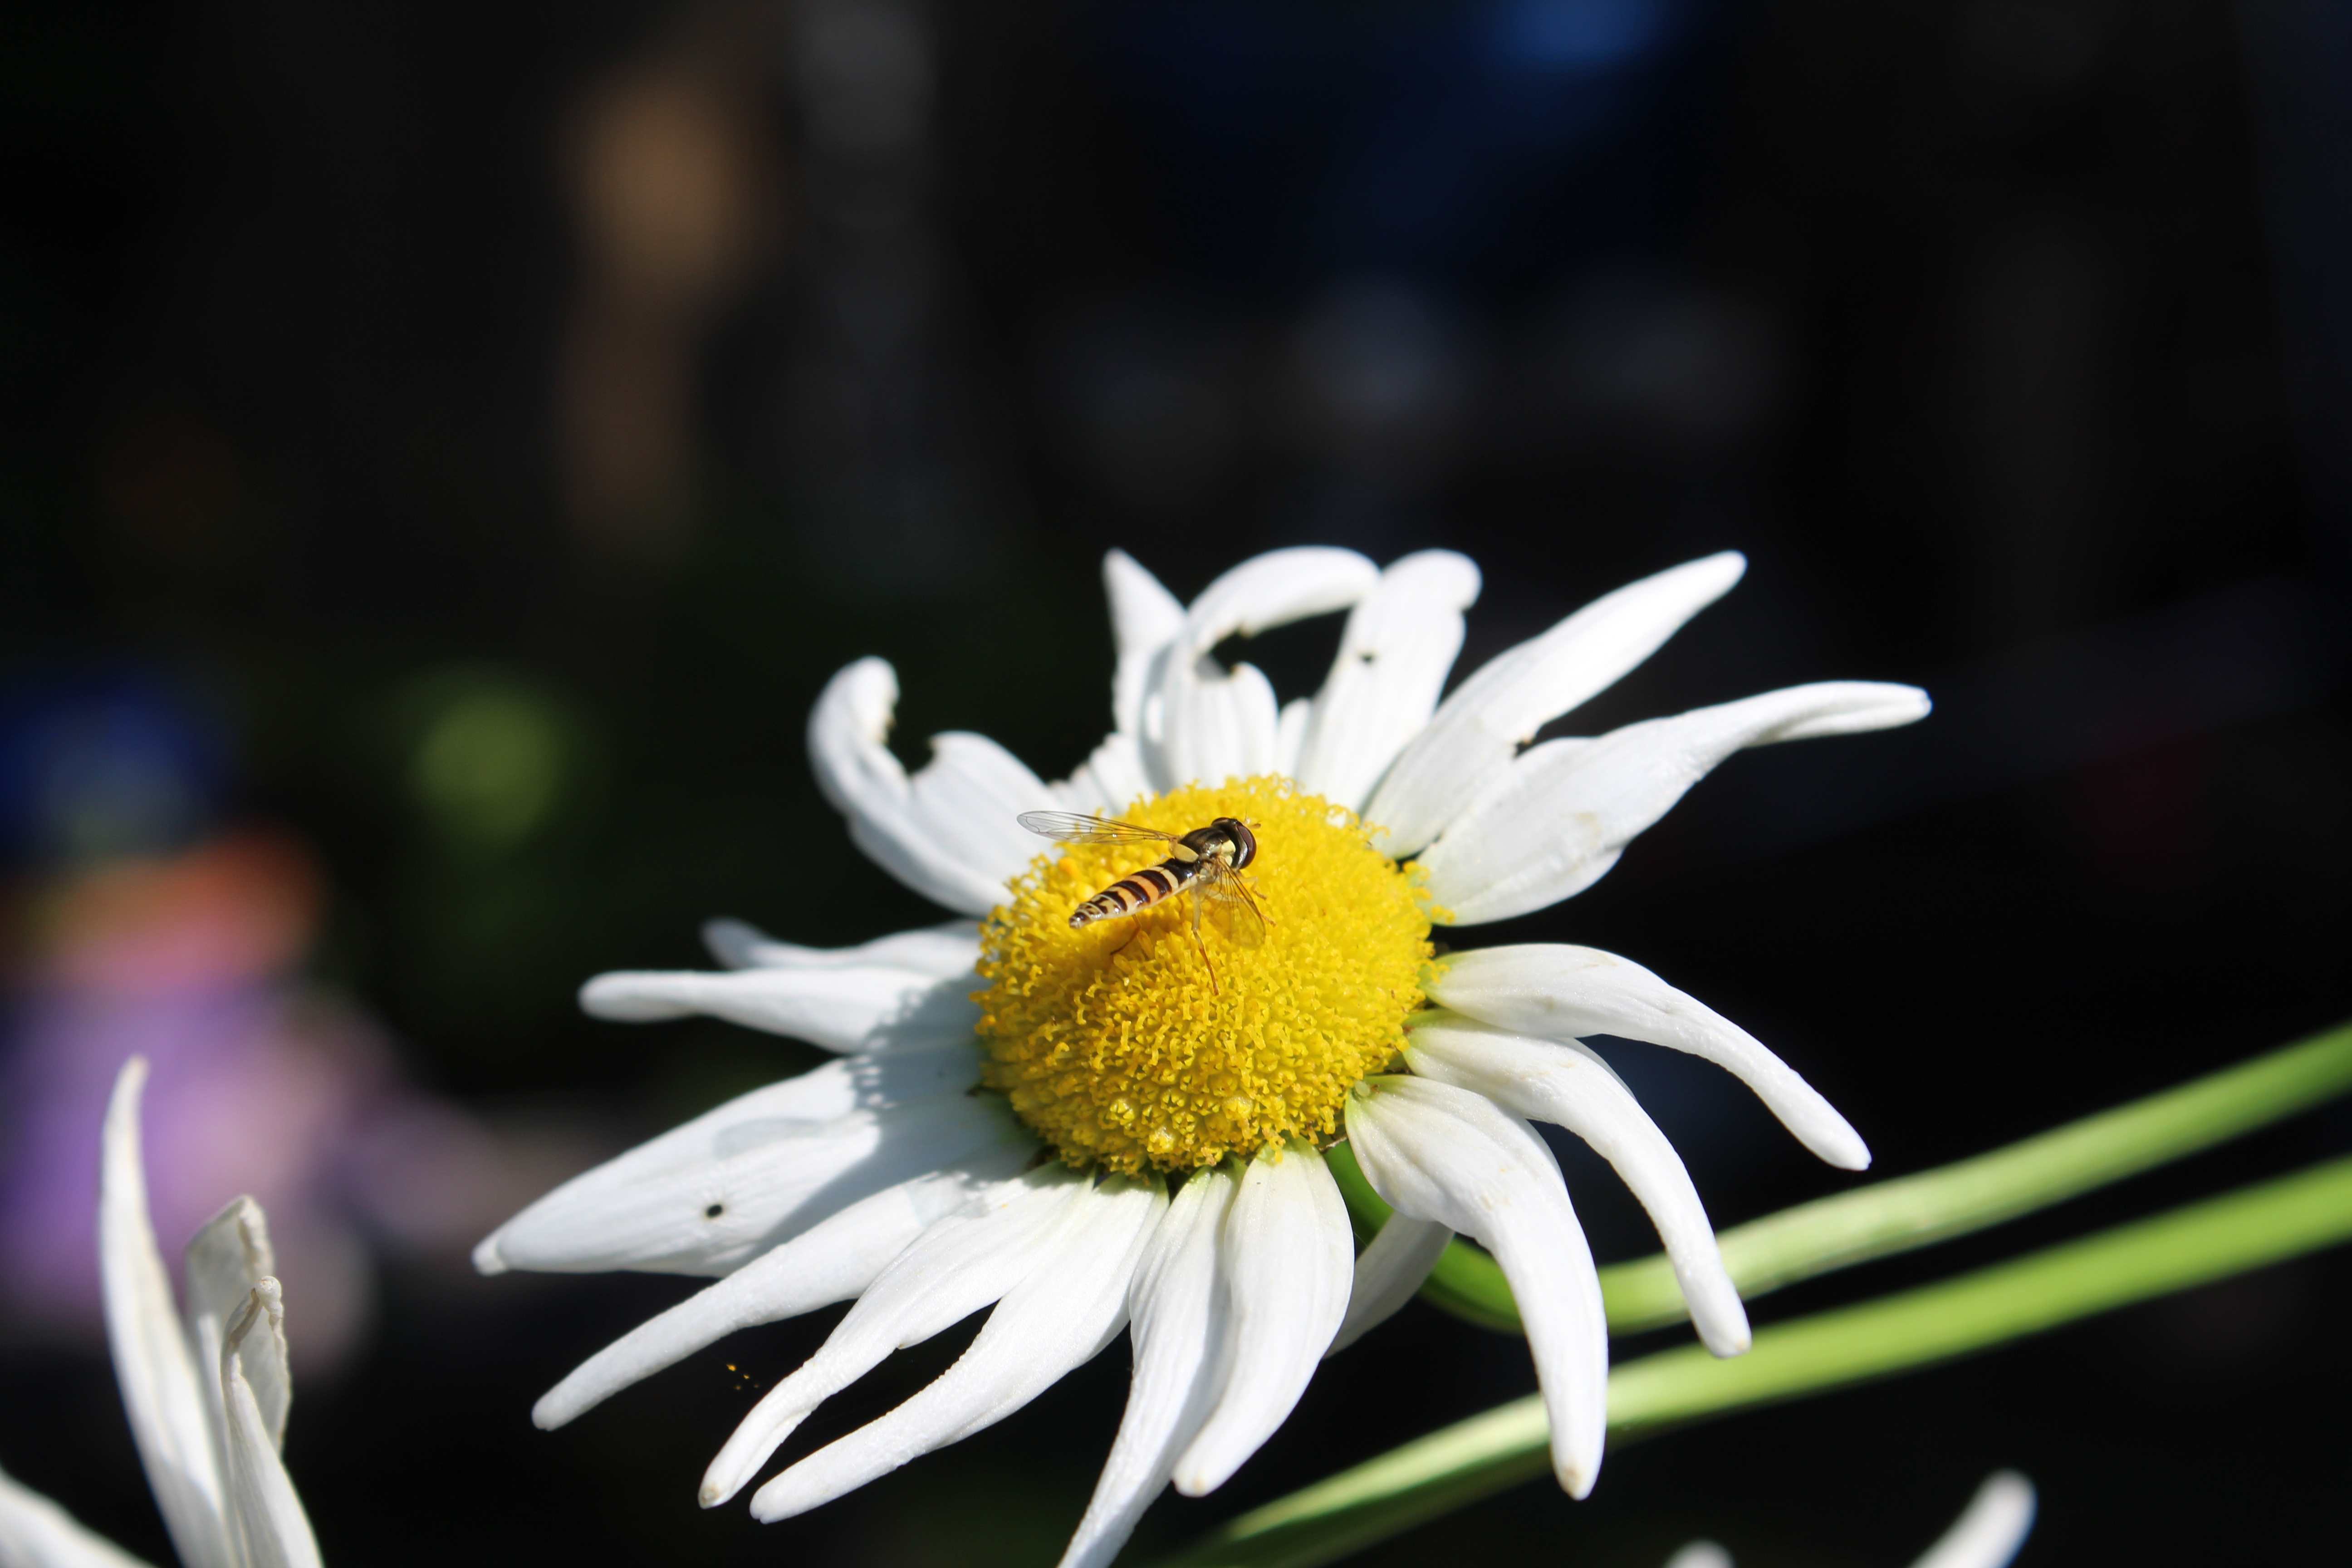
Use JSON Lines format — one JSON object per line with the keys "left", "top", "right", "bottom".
{"left": 1015, "top": 810, "right": 1181, "bottom": 848}
{"left": 1195, "top": 858, "right": 1271, "bottom": 946}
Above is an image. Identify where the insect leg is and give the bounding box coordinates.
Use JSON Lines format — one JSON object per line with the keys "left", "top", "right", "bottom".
{"left": 1188, "top": 892, "right": 1219, "bottom": 995}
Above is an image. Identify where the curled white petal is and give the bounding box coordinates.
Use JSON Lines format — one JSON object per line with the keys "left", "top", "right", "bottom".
{"left": 700, "top": 919, "right": 979, "bottom": 979}
{"left": 99, "top": 1058, "right": 232, "bottom": 1568}
{"left": 1056, "top": 1167, "right": 1240, "bottom": 1568}
{"left": 472, "top": 1058, "right": 1008, "bottom": 1277}
{"left": 216, "top": 1281, "right": 322, "bottom": 1568}
{"left": 578, "top": 965, "right": 978, "bottom": 1054}
{"left": 1176, "top": 545, "right": 1382, "bottom": 647}
{"left": 808, "top": 658, "right": 1055, "bottom": 914}
{"left": 1912, "top": 1472, "right": 2037, "bottom": 1568}
{"left": 1417, "top": 681, "right": 1932, "bottom": 923}
{"left": 0, "top": 1464, "right": 157, "bottom": 1568}
{"left": 1404, "top": 1014, "right": 1748, "bottom": 1356}
{"left": 182, "top": 1198, "right": 289, "bottom": 1458}
{"left": 1294, "top": 550, "right": 1481, "bottom": 813}
{"left": 1171, "top": 1147, "right": 1353, "bottom": 1496}
{"left": 747, "top": 1176, "right": 1166, "bottom": 1523}
{"left": 1106, "top": 550, "right": 1187, "bottom": 739}
{"left": 1141, "top": 547, "right": 1378, "bottom": 790}
{"left": 1427, "top": 945, "right": 1869, "bottom": 1171}
{"left": 533, "top": 1141, "right": 1035, "bottom": 1430}
{"left": 699, "top": 1166, "right": 1089, "bottom": 1508}
{"left": 1324, "top": 1212, "right": 1451, "bottom": 1357}
{"left": 1366, "top": 552, "right": 1747, "bottom": 855}
{"left": 1345, "top": 1076, "right": 1608, "bottom": 1499}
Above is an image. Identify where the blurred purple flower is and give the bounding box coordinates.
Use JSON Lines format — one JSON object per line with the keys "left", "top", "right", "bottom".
{"left": 0, "top": 832, "right": 533, "bottom": 1371}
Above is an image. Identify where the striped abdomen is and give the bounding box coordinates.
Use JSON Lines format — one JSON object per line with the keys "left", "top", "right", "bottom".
{"left": 1070, "top": 858, "right": 1200, "bottom": 928}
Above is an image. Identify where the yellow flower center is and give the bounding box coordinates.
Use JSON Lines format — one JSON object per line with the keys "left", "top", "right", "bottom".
{"left": 977, "top": 775, "right": 1434, "bottom": 1174}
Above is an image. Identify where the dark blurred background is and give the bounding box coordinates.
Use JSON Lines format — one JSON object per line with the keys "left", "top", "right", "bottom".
{"left": 4, "top": 0, "right": 2349, "bottom": 1562}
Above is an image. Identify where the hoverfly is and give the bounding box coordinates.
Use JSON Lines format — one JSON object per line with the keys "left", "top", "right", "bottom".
{"left": 1015, "top": 810, "right": 1272, "bottom": 991}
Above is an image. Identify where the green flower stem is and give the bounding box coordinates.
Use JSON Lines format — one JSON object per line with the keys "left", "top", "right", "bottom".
{"left": 1331, "top": 1018, "right": 2352, "bottom": 1334}
{"left": 1156, "top": 1154, "right": 2352, "bottom": 1568}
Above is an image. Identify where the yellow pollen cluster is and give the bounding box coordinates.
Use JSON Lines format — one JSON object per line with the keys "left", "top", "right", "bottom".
{"left": 976, "top": 775, "right": 1433, "bottom": 1174}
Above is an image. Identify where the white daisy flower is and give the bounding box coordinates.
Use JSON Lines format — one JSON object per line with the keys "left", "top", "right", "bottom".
{"left": 1666, "top": 1469, "right": 2038, "bottom": 1568}
{"left": 476, "top": 546, "right": 1928, "bottom": 1566}
{"left": 0, "top": 1058, "right": 324, "bottom": 1568}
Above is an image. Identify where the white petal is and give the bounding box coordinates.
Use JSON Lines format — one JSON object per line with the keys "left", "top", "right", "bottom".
{"left": 183, "top": 1198, "right": 290, "bottom": 1454}
{"left": 1662, "top": 1544, "right": 1734, "bottom": 1568}
{"left": 699, "top": 1166, "right": 1088, "bottom": 1507}
{"left": 748, "top": 1176, "right": 1166, "bottom": 1522}
{"left": 1323, "top": 1212, "right": 1451, "bottom": 1357}
{"left": 701, "top": 919, "right": 980, "bottom": 978}
{"left": 0, "top": 1465, "right": 156, "bottom": 1568}
{"left": 473, "top": 1059, "right": 1007, "bottom": 1277}
{"left": 1345, "top": 1076, "right": 1608, "bottom": 1499}
{"left": 1056, "top": 1168, "right": 1240, "bottom": 1568}
{"left": 807, "top": 658, "right": 1054, "bottom": 914}
{"left": 1274, "top": 697, "right": 1312, "bottom": 779}
{"left": 1106, "top": 550, "right": 1187, "bottom": 738}
{"left": 98, "top": 1059, "right": 232, "bottom": 1568}
{"left": 578, "top": 965, "right": 977, "bottom": 1054}
{"left": 1142, "top": 547, "right": 1378, "bottom": 790}
{"left": 1366, "top": 552, "right": 1747, "bottom": 855}
{"left": 1294, "top": 551, "right": 1482, "bottom": 813}
{"left": 1049, "top": 731, "right": 1155, "bottom": 816}
{"left": 1417, "top": 681, "right": 1930, "bottom": 922}
{"left": 1912, "top": 1472, "right": 2037, "bottom": 1568}
{"left": 1426, "top": 946, "right": 1869, "bottom": 1170}
{"left": 1151, "top": 657, "right": 1284, "bottom": 791}
{"left": 1171, "top": 1147, "right": 1353, "bottom": 1496}
{"left": 533, "top": 1140, "right": 1037, "bottom": 1430}
{"left": 1177, "top": 546, "right": 1382, "bottom": 646}
{"left": 216, "top": 1282, "right": 322, "bottom": 1568}
{"left": 1403, "top": 1015, "right": 1749, "bottom": 1356}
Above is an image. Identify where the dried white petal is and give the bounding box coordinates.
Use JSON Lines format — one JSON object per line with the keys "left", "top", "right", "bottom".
{"left": 216, "top": 1282, "right": 321, "bottom": 1568}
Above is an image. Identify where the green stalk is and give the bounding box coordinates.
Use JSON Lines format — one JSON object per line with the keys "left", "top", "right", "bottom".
{"left": 1155, "top": 1154, "right": 2352, "bottom": 1568}
{"left": 1331, "top": 1018, "right": 2352, "bottom": 1334}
